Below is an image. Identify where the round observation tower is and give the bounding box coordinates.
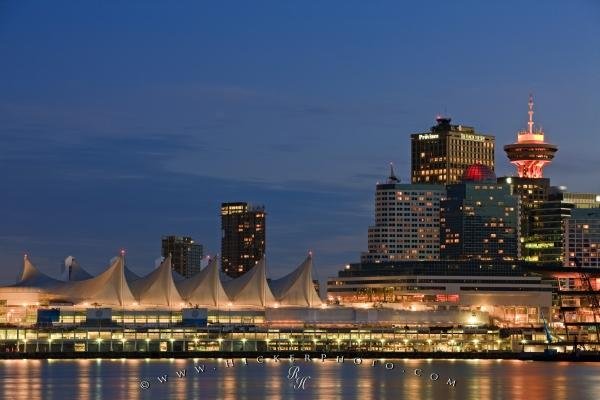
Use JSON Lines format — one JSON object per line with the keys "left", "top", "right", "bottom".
{"left": 503, "top": 95, "right": 558, "bottom": 178}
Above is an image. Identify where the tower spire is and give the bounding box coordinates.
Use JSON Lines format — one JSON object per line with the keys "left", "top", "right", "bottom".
{"left": 528, "top": 93, "right": 534, "bottom": 134}
{"left": 504, "top": 94, "right": 557, "bottom": 178}
{"left": 388, "top": 162, "right": 399, "bottom": 183}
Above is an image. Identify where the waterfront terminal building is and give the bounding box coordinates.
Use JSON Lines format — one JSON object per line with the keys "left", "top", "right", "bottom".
{"left": 1, "top": 253, "right": 595, "bottom": 355}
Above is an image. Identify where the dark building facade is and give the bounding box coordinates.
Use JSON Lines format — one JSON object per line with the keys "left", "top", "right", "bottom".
{"left": 221, "top": 202, "right": 266, "bottom": 278}
{"left": 161, "top": 235, "right": 203, "bottom": 278}
{"left": 411, "top": 117, "right": 495, "bottom": 185}
{"left": 523, "top": 200, "right": 573, "bottom": 265}
{"left": 497, "top": 176, "right": 550, "bottom": 238}
{"left": 522, "top": 187, "right": 600, "bottom": 265}
{"left": 440, "top": 165, "right": 520, "bottom": 261}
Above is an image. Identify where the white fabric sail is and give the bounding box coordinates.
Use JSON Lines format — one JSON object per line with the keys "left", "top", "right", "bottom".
{"left": 129, "top": 256, "right": 183, "bottom": 307}
{"left": 177, "top": 258, "right": 229, "bottom": 307}
{"left": 59, "top": 256, "right": 93, "bottom": 281}
{"left": 223, "top": 258, "right": 276, "bottom": 307}
{"left": 53, "top": 256, "right": 136, "bottom": 306}
{"left": 13, "top": 255, "right": 62, "bottom": 288}
{"left": 269, "top": 254, "right": 322, "bottom": 307}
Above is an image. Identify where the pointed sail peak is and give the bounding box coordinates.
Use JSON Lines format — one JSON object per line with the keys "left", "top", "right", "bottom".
{"left": 223, "top": 258, "right": 276, "bottom": 307}
{"left": 177, "top": 258, "right": 229, "bottom": 307}
{"left": 60, "top": 256, "right": 93, "bottom": 281}
{"left": 52, "top": 255, "right": 136, "bottom": 307}
{"left": 223, "top": 258, "right": 266, "bottom": 292}
{"left": 129, "top": 255, "right": 183, "bottom": 307}
{"left": 269, "top": 255, "right": 322, "bottom": 307}
{"left": 177, "top": 258, "right": 216, "bottom": 295}
{"left": 20, "top": 254, "right": 40, "bottom": 282}
{"left": 14, "top": 255, "right": 61, "bottom": 288}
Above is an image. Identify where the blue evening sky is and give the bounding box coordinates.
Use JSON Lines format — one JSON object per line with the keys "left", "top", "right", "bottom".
{"left": 0, "top": 1, "right": 599, "bottom": 283}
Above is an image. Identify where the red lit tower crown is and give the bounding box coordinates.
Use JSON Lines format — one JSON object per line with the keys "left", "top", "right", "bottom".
{"left": 503, "top": 95, "right": 557, "bottom": 178}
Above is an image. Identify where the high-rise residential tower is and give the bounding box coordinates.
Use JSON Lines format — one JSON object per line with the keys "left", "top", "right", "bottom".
{"left": 161, "top": 235, "right": 203, "bottom": 278}
{"left": 565, "top": 208, "right": 600, "bottom": 268}
{"left": 440, "top": 164, "right": 520, "bottom": 261}
{"left": 497, "top": 176, "right": 550, "bottom": 239}
{"left": 523, "top": 188, "right": 600, "bottom": 265}
{"left": 221, "top": 202, "right": 266, "bottom": 278}
{"left": 361, "top": 164, "right": 445, "bottom": 263}
{"left": 504, "top": 95, "right": 558, "bottom": 179}
{"left": 411, "top": 117, "right": 495, "bottom": 185}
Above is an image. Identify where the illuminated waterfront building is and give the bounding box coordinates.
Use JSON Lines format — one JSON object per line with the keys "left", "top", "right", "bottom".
{"left": 328, "top": 260, "right": 552, "bottom": 326}
{"left": 361, "top": 165, "right": 445, "bottom": 263}
{"left": 504, "top": 95, "right": 557, "bottom": 179}
{"left": 161, "top": 235, "right": 203, "bottom": 278}
{"left": 411, "top": 117, "right": 495, "bottom": 185}
{"left": 440, "top": 164, "right": 520, "bottom": 261}
{"left": 565, "top": 209, "right": 600, "bottom": 267}
{"left": 1, "top": 254, "right": 599, "bottom": 353}
{"left": 221, "top": 202, "right": 266, "bottom": 278}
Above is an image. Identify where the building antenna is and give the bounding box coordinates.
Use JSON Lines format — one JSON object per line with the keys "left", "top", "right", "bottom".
{"left": 528, "top": 93, "right": 534, "bottom": 134}
{"left": 388, "top": 162, "right": 399, "bottom": 183}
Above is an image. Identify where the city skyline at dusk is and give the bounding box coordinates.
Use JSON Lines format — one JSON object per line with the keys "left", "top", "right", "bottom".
{"left": 1, "top": 1, "right": 600, "bottom": 283}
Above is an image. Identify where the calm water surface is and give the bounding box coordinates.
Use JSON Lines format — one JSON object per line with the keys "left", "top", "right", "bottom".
{"left": 0, "top": 358, "right": 599, "bottom": 400}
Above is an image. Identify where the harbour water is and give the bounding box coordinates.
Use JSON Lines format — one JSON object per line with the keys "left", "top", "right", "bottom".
{"left": 1, "top": 358, "right": 599, "bottom": 400}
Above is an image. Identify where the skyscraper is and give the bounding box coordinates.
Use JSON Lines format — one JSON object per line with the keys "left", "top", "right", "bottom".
{"left": 523, "top": 199, "right": 573, "bottom": 264}
{"left": 565, "top": 208, "right": 600, "bottom": 267}
{"left": 504, "top": 95, "right": 558, "bottom": 179}
{"left": 523, "top": 188, "right": 600, "bottom": 265}
{"left": 411, "top": 117, "right": 495, "bottom": 185}
{"left": 440, "top": 164, "right": 520, "bottom": 261}
{"left": 362, "top": 164, "right": 445, "bottom": 262}
{"left": 161, "top": 235, "right": 203, "bottom": 278}
{"left": 221, "top": 202, "right": 266, "bottom": 278}
{"left": 497, "top": 176, "right": 550, "bottom": 238}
